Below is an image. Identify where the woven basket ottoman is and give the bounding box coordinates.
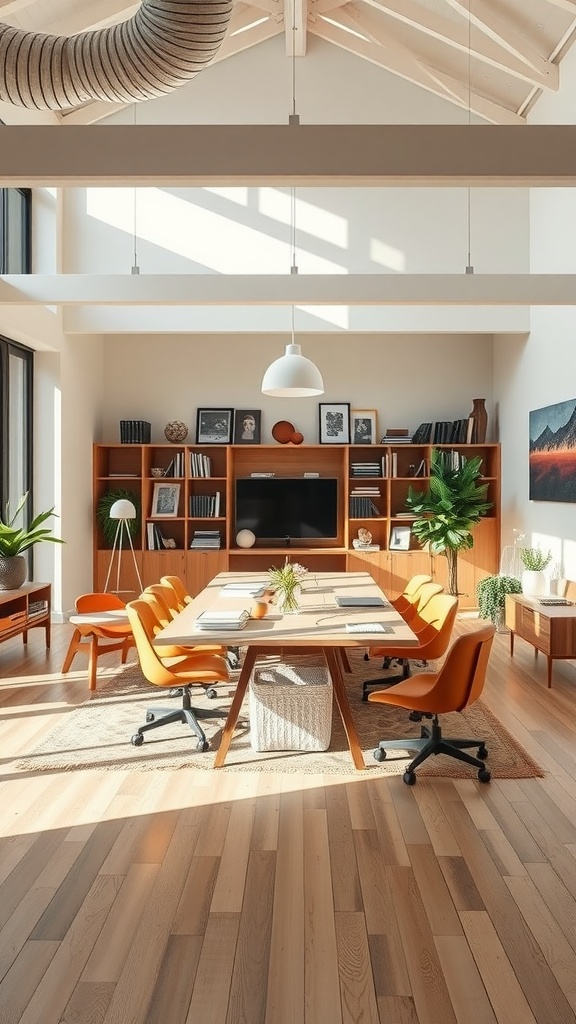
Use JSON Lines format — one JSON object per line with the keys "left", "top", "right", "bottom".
{"left": 249, "top": 656, "right": 333, "bottom": 752}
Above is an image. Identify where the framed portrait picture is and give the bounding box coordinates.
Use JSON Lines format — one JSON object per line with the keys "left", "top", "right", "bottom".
{"left": 233, "top": 409, "right": 261, "bottom": 444}
{"left": 351, "top": 409, "right": 377, "bottom": 445}
{"left": 389, "top": 525, "right": 411, "bottom": 551}
{"left": 196, "top": 408, "right": 234, "bottom": 444}
{"left": 151, "top": 482, "right": 181, "bottom": 518}
{"left": 319, "top": 402, "right": 351, "bottom": 444}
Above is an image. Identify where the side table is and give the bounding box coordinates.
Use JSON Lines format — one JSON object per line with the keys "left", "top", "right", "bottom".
{"left": 0, "top": 583, "right": 51, "bottom": 649}
{"left": 505, "top": 594, "right": 576, "bottom": 688}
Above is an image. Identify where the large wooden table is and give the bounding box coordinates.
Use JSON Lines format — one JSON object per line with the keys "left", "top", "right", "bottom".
{"left": 154, "top": 570, "right": 418, "bottom": 769}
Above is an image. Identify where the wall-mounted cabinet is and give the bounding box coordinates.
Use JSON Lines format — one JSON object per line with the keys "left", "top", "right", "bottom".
{"left": 93, "top": 442, "right": 500, "bottom": 608}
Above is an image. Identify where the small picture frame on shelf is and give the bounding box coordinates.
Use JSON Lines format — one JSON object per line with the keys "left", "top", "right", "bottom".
{"left": 233, "top": 409, "right": 261, "bottom": 444}
{"left": 351, "top": 409, "right": 377, "bottom": 445}
{"left": 319, "top": 402, "right": 351, "bottom": 444}
{"left": 389, "top": 525, "right": 411, "bottom": 551}
{"left": 196, "top": 408, "right": 234, "bottom": 444}
{"left": 151, "top": 482, "right": 181, "bottom": 518}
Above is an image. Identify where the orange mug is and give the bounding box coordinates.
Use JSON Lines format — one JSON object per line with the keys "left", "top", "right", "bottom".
{"left": 251, "top": 600, "right": 268, "bottom": 620}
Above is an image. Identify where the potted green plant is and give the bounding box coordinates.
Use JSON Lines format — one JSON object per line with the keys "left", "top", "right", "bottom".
{"left": 520, "top": 546, "right": 552, "bottom": 597}
{"left": 476, "top": 574, "right": 522, "bottom": 630}
{"left": 405, "top": 449, "right": 493, "bottom": 597}
{"left": 0, "top": 493, "right": 64, "bottom": 590}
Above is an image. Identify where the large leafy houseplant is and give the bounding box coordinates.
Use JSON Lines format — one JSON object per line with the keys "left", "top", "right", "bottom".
{"left": 405, "top": 450, "right": 493, "bottom": 597}
{"left": 0, "top": 492, "right": 63, "bottom": 590}
{"left": 96, "top": 488, "right": 141, "bottom": 547}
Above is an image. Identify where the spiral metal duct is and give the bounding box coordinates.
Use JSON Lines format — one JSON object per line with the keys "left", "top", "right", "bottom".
{"left": 0, "top": 0, "right": 233, "bottom": 110}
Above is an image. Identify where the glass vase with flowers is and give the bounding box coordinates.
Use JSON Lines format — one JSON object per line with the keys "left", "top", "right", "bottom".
{"left": 268, "top": 559, "right": 308, "bottom": 614}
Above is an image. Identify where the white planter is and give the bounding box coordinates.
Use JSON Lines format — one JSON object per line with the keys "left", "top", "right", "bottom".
{"left": 521, "top": 569, "right": 547, "bottom": 597}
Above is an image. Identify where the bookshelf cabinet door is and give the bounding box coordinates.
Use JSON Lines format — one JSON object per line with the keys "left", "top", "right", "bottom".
{"left": 186, "top": 551, "right": 228, "bottom": 597}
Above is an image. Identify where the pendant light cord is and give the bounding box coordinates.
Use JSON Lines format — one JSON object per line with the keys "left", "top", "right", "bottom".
{"left": 465, "top": 1, "right": 473, "bottom": 275}
{"left": 131, "top": 103, "right": 140, "bottom": 275}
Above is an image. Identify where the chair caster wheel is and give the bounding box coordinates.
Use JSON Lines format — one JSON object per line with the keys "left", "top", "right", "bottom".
{"left": 205, "top": 687, "right": 218, "bottom": 700}
{"left": 196, "top": 740, "right": 209, "bottom": 752}
{"left": 373, "top": 747, "right": 386, "bottom": 762}
{"left": 146, "top": 712, "right": 155, "bottom": 723}
{"left": 168, "top": 687, "right": 184, "bottom": 699}
{"left": 131, "top": 733, "right": 144, "bottom": 746}
{"left": 361, "top": 692, "right": 369, "bottom": 702}
{"left": 477, "top": 745, "right": 488, "bottom": 760}
{"left": 363, "top": 652, "right": 369, "bottom": 661}
{"left": 478, "top": 768, "right": 491, "bottom": 783}
{"left": 408, "top": 711, "right": 423, "bottom": 722}
{"left": 403, "top": 770, "right": 416, "bottom": 785}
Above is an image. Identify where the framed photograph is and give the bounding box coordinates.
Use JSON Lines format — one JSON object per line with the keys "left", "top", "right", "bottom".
{"left": 319, "top": 402, "right": 351, "bottom": 444}
{"left": 390, "top": 526, "right": 411, "bottom": 551}
{"left": 196, "top": 408, "right": 234, "bottom": 444}
{"left": 233, "top": 409, "right": 261, "bottom": 445}
{"left": 351, "top": 409, "right": 378, "bottom": 445}
{"left": 151, "top": 482, "right": 181, "bottom": 518}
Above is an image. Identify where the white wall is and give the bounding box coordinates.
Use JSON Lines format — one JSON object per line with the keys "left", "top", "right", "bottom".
{"left": 494, "top": 41, "right": 576, "bottom": 582}
{"left": 101, "top": 332, "right": 494, "bottom": 445}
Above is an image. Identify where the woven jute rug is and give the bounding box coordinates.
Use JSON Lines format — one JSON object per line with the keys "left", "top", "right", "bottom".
{"left": 13, "top": 650, "right": 543, "bottom": 777}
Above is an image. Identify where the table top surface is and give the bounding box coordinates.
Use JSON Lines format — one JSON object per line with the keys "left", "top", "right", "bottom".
{"left": 506, "top": 593, "right": 576, "bottom": 617}
{"left": 155, "top": 570, "right": 419, "bottom": 648}
{"left": 70, "top": 610, "right": 130, "bottom": 626}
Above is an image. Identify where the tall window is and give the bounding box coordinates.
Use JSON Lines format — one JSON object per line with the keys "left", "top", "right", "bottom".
{"left": 0, "top": 337, "right": 33, "bottom": 542}
{"left": 0, "top": 188, "right": 31, "bottom": 274}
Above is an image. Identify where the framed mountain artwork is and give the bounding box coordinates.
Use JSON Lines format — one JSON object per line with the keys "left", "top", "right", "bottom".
{"left": 529, "top": 398, "right": 576, "bottom": 502}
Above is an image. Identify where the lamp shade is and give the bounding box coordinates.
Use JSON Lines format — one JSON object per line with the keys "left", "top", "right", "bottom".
{"left": 109, "top": 498, "right": 137, "bottom": 519}
{"left": 261, "top": 344, "right": 324, "bottom": 398}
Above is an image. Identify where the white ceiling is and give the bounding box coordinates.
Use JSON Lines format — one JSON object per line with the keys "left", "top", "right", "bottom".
{"left": 1, "top": 0, "right": 575, "bottom": 125}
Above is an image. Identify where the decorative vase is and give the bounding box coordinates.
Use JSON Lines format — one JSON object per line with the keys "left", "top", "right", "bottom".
{"left": 521, "top": 569, "right": 547, "bottom": 597}
{"left": 0, "top": 555, "right": 27, "bottom": 591}
{"left": 276, "top": 585, "right": 301, "bottom": 615}
{"left": 164, "top": 421, "right": 188, "bottom": 443}
{"left": 469, "top": 399, "right": 488, "bottom": 444}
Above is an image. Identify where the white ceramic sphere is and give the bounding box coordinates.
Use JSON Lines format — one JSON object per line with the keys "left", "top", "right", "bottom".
{"left": 236, "top": 529, "right": 256, "bottom": 549}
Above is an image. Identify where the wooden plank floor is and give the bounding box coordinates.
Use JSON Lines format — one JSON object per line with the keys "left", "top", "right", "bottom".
{"left": 1, "top": 618, "right": 576, "bottom": 1024}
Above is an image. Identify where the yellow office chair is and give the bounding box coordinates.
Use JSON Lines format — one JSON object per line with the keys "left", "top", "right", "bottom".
{"left": 126, "top": 599, "right": 230, "bottom": 752}
{"left": 160, "top": 575, "right": 193, "bottom": 608}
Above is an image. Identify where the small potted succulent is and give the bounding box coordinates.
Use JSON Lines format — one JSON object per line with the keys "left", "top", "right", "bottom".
{"left": 0, "top": 493, "right": 64, "bottom": 590}
{"left": 520, "top": 546, "right": 552, "bottom": 597}
{"left": 476, "top": 574, "right": 522, "bottom": 630}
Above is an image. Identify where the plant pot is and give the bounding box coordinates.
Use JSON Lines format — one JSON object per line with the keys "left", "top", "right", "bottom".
{"left": 521, "top": 569, "right": 547, "bottom": 597}
{"left": 0, "top": 555, "right": 27, "bottom": 590}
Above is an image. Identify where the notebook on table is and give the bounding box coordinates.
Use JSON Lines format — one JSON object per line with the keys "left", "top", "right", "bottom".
{"left": 336, "top": 595, "right": 389, "bottom": 608}
{"left": 194, "top": 609, "right": 250, "bottom": 631}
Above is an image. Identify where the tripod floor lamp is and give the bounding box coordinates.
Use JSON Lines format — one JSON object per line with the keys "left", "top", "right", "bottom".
{"left": 104, "top": 498, "right": 143, "bottom": 595}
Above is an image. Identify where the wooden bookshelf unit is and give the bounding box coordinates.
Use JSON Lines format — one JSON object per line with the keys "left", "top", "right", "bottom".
{"left": 93, "top": 442, "right": 500, "bottom": 607}
{"left": 0, "top": 583, "right": 51, "bottom": 649}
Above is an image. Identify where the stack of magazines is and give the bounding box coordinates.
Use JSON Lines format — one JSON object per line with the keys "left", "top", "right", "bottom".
{"left": 194, "top": 609, "right": 250, "bottom": 631}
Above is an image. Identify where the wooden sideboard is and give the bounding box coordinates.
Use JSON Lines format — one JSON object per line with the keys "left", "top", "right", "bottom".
{"left": 0, "top": 583, "right": 51, "bottom": 649}
{"left": 505, "top": 593, "right": 576, "bottom": 688}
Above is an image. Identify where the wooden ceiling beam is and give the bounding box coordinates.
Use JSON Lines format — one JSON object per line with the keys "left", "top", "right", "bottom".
{"left": 443, "top": 0, "right": 555, "bottom": 74}
{"left": 284, "top": 0, "right": 307, "bottom": 55}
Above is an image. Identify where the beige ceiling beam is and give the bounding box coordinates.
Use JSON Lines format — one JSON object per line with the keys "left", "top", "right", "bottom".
{"left": 3, "top": 124, "right": 576, "bottom": 186}
{"left": 443, "top": 0, "right": 553, "bottom": 75}
{"left": 310, "top": 18, "right": 524, "bottom": 123}
{"left": 2, "top": 273, "right": 576, "bottom": 305}
{"left": 284, "top": 0, "right": 307, "bottom": 56}
{"left": 539, "top": 0, "right": 576, "bottom": 12}
{"left": 354, "top": 0, "right": 557, "bottom": 90}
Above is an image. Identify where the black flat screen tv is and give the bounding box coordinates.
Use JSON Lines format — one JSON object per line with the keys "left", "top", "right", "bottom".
{"left": 235, "top": 477, "right": 338, "bottom": 543}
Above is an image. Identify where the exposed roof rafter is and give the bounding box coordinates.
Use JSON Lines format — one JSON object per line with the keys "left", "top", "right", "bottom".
{"left": 443, "top": 0, "right": 556, "bottom": 74}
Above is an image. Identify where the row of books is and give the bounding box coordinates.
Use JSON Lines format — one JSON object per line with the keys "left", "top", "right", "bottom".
{"left": 433, "top": 418, "right": 475, "bottom": 445}
{"left": 351, "top": 454, "right": 427, "bottom": 478}
{"left": 28, "top": 600, "right": 49, "bottom": 618}
{"left": 189, "top": 493, "right": 222, "bottom": 517}
{"left": 380, "top": 428, "right": 413, "bottom": 443}
{"left": 163, "top": 452, "right": 185, "bottom": 477}
{"left": 190, "top": 530, "right": 221, "bottom": 549}
{"left": 146, "top": 523, "right": 169, "bottom": 550}
{"left": 120, "top": 420, "right": 151, "bottom": 444}
{"left": 190, "top": 452, "right": 212, "bottom": 477}
{"left": 349, "top": 496, "right": 381, "bottom": 518}
{"left": 436, "top": 449, "right": 474, "bottom": 472}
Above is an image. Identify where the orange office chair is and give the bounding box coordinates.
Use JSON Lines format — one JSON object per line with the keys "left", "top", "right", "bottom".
{"left": 62, "top": 592, "right": 135, "bottom": 691}
{"left": 398, "top": 580, "right": 444, "bottom": 623}
{"left": 368, "top": 624, "right": 496, "bottom": 785}
{"left": 362, "top": 593, "right": 458, "bottom": 700}
{"left": 392, "top": 574, "right": 434, "bottom": 619}
{"left": 363, "top": 579, "right": 442, "bottom": 668}
{"left": 140, "top": 590, "right": 225, "bottom": 697}
{"left": 160, "top": 575, "right": 193, "bottom": 608}
{"left": 145, "top": 582, "right": 181, "bottom": 619}
{"left": 126, "top": 599, "right": 230, "bottom": 752}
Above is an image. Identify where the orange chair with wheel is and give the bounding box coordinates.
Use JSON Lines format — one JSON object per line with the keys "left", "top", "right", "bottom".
{"left": 362, "top": 592, "right": 458, "bottom": 701}
{"left": 126, "top": 599, "right": 230, "bottom": 752}
{"left": 62, "top": 593, "right": 135, "bottom": 691}
{"left": 368, "top": 624, "right": 496, "bottom": 785}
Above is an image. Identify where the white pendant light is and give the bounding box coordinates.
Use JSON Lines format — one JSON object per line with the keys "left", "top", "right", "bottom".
{"left": 262, "top": 340, "right": 324, "bottom": 397}
{"left": 261, "top": 183, "right": 324, "bottom": 397}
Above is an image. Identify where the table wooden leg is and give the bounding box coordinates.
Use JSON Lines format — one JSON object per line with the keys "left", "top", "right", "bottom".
{"left": 324, "top": 647, "right": 365, "bottom": 770}
{"left": 509, "top": 631, "right": 514, "bottom": 656}
{"left": 339, "top": 648, "right": 352, "bottom": 673}
{"left": 213, "top": 646, "right": 260, "bottom": 768}
{"left": 547, "top": 656, "right": 553, "bottom": 688}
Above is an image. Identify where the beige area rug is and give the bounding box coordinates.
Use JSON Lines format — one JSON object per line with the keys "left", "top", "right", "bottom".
{"left": 13, "top": 651, "right": 544, "bottom": 777}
